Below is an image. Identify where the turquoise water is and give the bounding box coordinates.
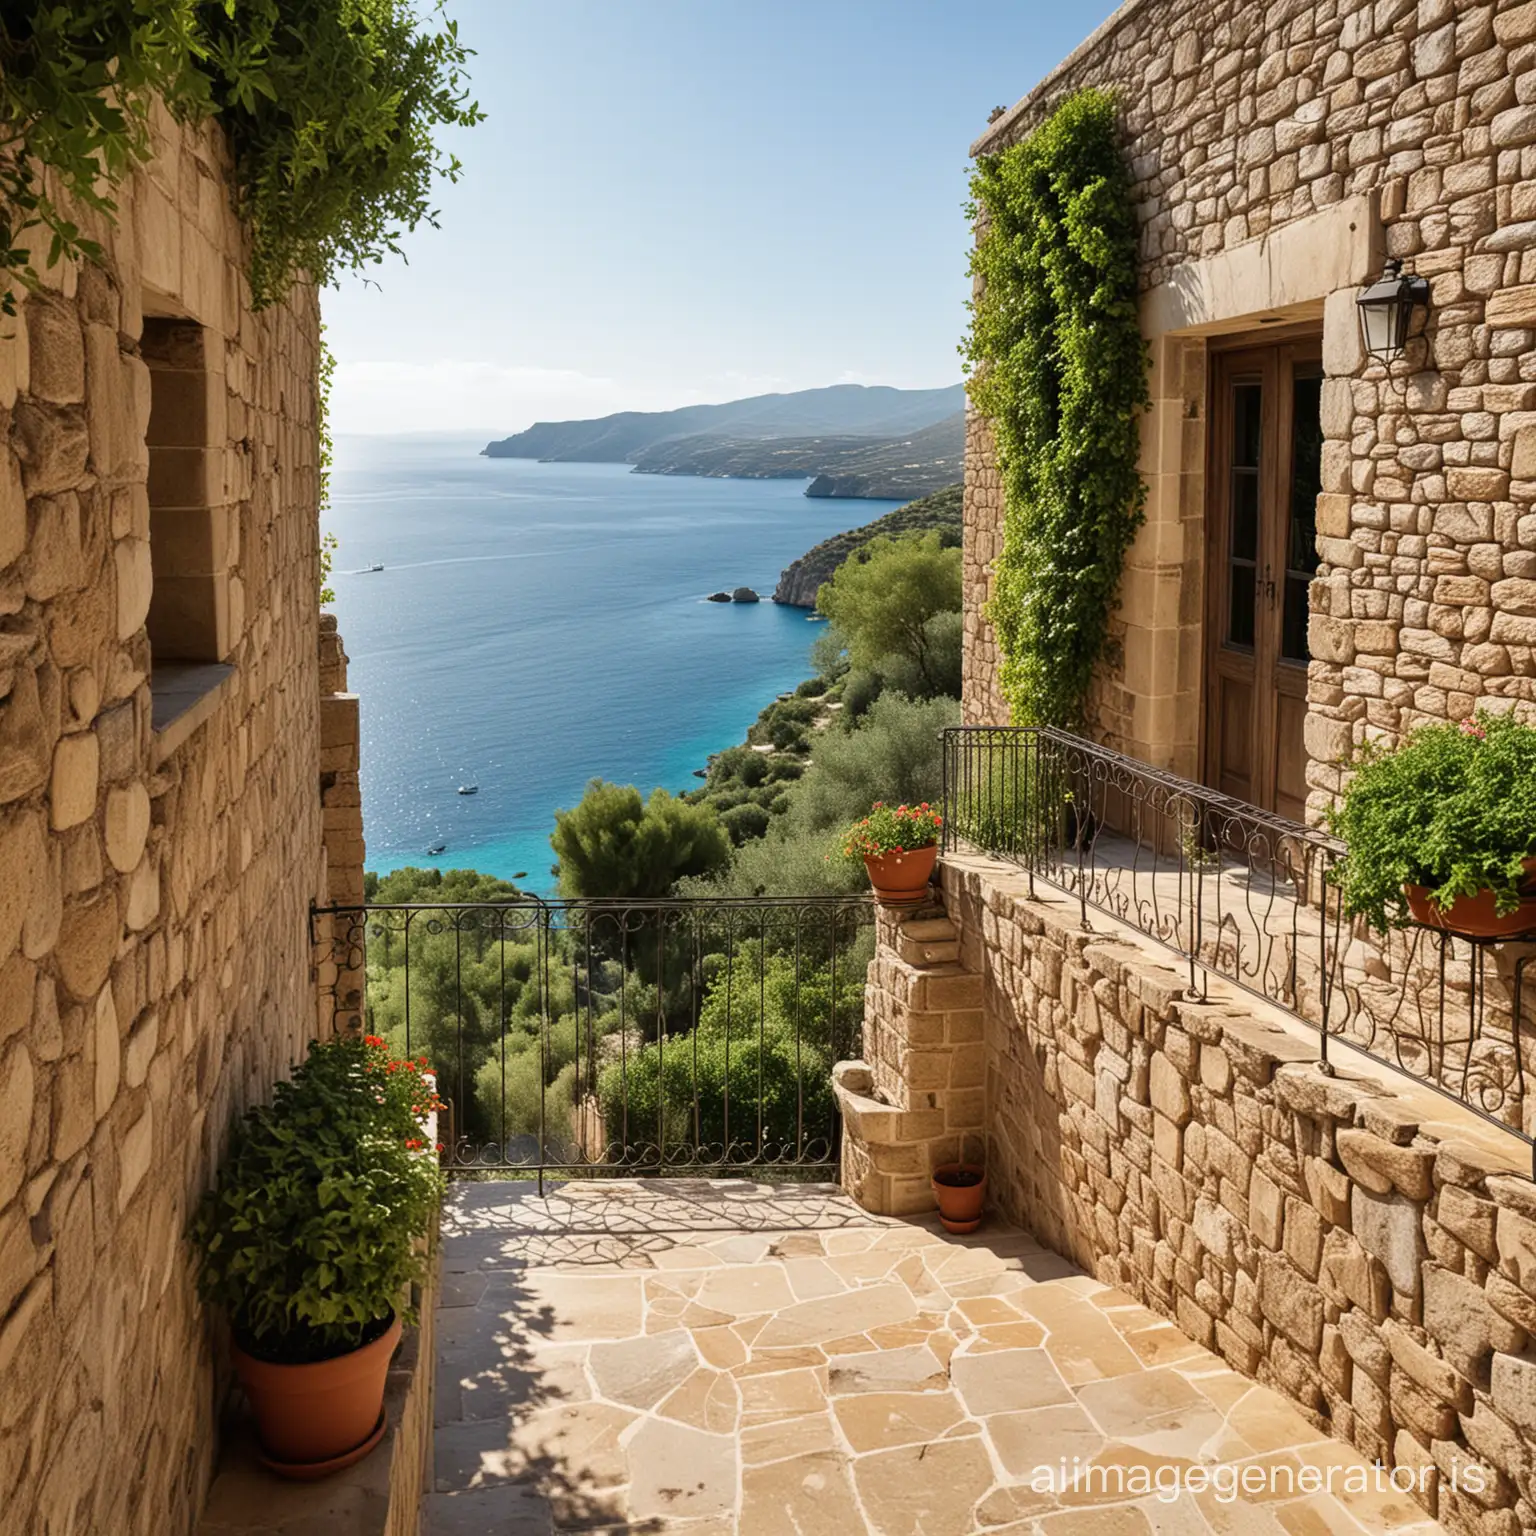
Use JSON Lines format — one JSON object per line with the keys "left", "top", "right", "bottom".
{"left": 326, "top": 434, "right": 898, "bottom": 893}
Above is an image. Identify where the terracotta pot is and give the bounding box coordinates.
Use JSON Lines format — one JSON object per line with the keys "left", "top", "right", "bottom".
{"left": 932, "top": 1163, "right": 986, "bottom": 1234}
{"left": 1404, "top": 857, "right": 1536, "bottom": 939}
{"left": 863, "top": 844, "right": 938, "bottom": 905}
{"left": 232, "top": 1312, "right": 401, "bottom": 1475}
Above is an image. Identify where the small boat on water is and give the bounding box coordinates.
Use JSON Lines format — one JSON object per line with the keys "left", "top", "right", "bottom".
{"left": 366, "top": 563, "right": 384, "bottom": 573}
{"left": 457, "top": 784, "right": 478, "bottom": 795}
{"left": 426, "top": 841, "right": 446, "bottom": 855}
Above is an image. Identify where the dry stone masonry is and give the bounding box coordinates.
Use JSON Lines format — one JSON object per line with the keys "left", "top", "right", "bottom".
{"left": 0, "top": 105, "right": 358, "bottom": 1534}
{"left": 843, "top": 857, "right": 1536, "bottom": 1535}
{"left": 964, "top": 0, "right": 1536, "bottom": 804}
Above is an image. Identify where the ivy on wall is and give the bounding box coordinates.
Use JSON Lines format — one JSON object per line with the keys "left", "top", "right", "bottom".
{"left": 962, "top": 89, "right": 1150, "bottom": 727}
{"left": 0, "top": 0, "right": 482, "bottom": 311}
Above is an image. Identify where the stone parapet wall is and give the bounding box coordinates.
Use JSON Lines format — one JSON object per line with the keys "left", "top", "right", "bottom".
{"left": 848, "top": 853, "right": 1536, "bottom": 1534}
{"left": 836, "top": 908, "right": 987, "bottom": 1215}
{"left": 316, "top": 615, "right": 365, "bottom": 1033}
{"left": 963, "top": 0, "right": 1536, "bottom": 785}
{"left": 0, "top": 106, "right": 332, "bottom": 1534}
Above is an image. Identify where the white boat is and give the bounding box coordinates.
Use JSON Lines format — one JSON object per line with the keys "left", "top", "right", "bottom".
{"left": 367, "top": 563, "right": 384, "bottom": 572}
{"left": 457, "top": 784, "right": 478, "bottom": 795}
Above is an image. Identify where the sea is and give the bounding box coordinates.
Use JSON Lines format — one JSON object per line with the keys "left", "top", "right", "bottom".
{"left": 325, "top": 433, "right": 900, "bottom": 895}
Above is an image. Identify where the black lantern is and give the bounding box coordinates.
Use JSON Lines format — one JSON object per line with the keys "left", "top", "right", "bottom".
{"left": 1355, "top": 258, "right": 1429, "bottom": 365}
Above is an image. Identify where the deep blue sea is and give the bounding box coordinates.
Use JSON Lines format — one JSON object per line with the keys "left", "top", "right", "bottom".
{"left": 325, "top": 434, "right": 898, "bottom": 894}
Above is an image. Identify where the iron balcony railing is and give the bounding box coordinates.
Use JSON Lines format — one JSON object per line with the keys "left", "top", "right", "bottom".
{"left": 314, "top": 896, "right": 874, "bottom": 1183}
{"left": 941, "top": 725, "right": 1536, "bottom": 1171}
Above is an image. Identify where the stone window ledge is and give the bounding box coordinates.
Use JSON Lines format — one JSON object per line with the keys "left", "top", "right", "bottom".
{"left": 151, "top": 662, "right": 237, "bottom": 766}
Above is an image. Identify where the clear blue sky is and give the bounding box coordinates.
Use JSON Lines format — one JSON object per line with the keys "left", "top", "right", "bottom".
{"left": 322, "top": 0, "right": 1119, "bottom": 435}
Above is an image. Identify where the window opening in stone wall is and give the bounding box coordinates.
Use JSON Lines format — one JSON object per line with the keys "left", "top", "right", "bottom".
{"left": 141, "top": 315, "right": 235, "bottom": 746}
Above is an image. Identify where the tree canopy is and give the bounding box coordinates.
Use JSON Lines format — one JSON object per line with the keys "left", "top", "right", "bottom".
{"left": 816, "top": 532, "right": 962, "bottom": 698}
{"left": 551, "top": 781, "right": 732, "bottom": 899}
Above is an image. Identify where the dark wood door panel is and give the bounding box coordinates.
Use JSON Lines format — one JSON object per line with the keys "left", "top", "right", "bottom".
{"left": 1204, "top": 338, "right": 1323, "bottom": 819}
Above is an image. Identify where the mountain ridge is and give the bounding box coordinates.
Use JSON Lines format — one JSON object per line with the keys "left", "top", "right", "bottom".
{"left": 482, "top": 382, "right": 963, "bottom": 464}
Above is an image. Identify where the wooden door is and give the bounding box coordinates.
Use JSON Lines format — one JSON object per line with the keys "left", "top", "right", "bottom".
{"left": 1205, "top": 340, "right": 1323, "bottom": 822}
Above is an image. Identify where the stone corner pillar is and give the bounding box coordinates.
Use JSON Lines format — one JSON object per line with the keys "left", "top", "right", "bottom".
{"left": 315, "top": 614, "right": 364, "bottom": 1034}
{"left": 835, "top": 905, "right": 986, "bottom": 1216}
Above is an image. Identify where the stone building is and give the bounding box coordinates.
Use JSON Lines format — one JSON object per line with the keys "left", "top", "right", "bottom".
{"left": 840, "top": 4, "right": 1536, "bottom": 1534}
{"left": 0, "top": 104, "right": 361, "bottom": 1532}
{"left": 964, "top": 0, "right": 1536, "bottom": 823}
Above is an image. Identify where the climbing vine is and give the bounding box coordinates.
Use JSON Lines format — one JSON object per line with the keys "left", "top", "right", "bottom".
{"left": 0, "top": 0, "right": 482, "bottom": 312}
{"left": 318, "top": 328, "right": 338, "bottom": 604}
{"left": 962, "top": 89, "right": 1150, "bottom": 727}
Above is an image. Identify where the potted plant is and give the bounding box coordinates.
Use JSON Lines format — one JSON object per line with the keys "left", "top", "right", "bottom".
{"left": 1327, "top": 712, "right": 1536, "bottom": 938}
{"left": 838, "top": 801, "right": 944, "bottom": 904}
{"left": 932, "top": 1163, "right": 986, "bottom": 1233}
{"left": 191, "top": 1035, "right": 444, "bottom": 1477}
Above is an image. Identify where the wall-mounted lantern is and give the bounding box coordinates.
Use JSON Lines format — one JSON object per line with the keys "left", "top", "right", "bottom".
{"left": 1356, "top": 258, "right": 1429, "bottom": 366}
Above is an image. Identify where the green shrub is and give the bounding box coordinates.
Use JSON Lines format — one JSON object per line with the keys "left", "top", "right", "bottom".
{"left": 721, "top": 803, "right": 771, "bottom": 845}
{"left": 1327, "top": 712, "right": 1536, "bottom": 930}
{"left": 552, "top": 781, "right": 731, "bottom": 898}
{"left": 189, "top": 1035, "right": 443, "bottom": 1363}
{"left": 789, "top": 693, "right": 959, "bottom": 835}
{"left": 598, "top": 948, "right": 861, "bottom": 1160}
{"left": 841, "top": 669, "right": 885, "bottom": 722}
{"left": 710, "top": 746, "right": 769, "bottom": 787}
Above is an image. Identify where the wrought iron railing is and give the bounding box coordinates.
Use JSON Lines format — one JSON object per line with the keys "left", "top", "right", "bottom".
{"left": 941, "top": 726, "right": 1536, "bottom": 1167}
{"left": 314, "top": 896, "right": 874, "bottom": 1182}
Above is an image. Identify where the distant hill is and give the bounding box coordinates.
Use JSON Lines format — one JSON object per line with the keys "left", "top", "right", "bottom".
{"left": 629, "top": 412, "right": 963, "bottom": 501}
{"left": 482, "top": 383, "right": 962, "bottom": 466}
{"left": 773, "top": 482, "right": 962, "bottom": 607}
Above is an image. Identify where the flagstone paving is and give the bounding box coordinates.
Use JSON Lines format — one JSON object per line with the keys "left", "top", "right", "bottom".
{"left": 425, "top": 1180, "right": 1446, "bottom": 1536}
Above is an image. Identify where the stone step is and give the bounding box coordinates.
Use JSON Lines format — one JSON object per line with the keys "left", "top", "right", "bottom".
{"left": 896, "top": 935, "right": 961, "bottom": 967}
{"left": 899, "top": 917, "right": 958, "bottom": 942}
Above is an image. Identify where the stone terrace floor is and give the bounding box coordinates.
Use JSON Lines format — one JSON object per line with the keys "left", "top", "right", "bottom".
{"left": 426, "top": 1180, "right": 1446, "bottom": 1536}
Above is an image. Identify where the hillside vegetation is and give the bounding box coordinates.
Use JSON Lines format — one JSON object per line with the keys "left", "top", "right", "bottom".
{"left": 631, "top": 415, "right": 963, "bottom": 502}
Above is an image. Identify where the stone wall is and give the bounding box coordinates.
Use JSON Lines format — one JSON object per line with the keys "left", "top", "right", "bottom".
{"left": 0, "top": 105, "right": 336, "bottom": 1534}
{"left": 317, "top": 613, "right": 365, "bottom": 1034}
{"left": 834, "top": 909, "right": 986, "bottom": 1214}
{"left": 859, "top": 853, "right": 1536, "bottom": 1535}
{"left": 964, "top": 0, "right": 1536, "bottom": 797}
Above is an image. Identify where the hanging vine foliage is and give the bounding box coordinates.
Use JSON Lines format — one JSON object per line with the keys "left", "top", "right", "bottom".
{"left": 963, "top": 89, "right": 1150, "bottom": 727}
{"left": 0, "top": 0, "right": 482, "bottom": 312}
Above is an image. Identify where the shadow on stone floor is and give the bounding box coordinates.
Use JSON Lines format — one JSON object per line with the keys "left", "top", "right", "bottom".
{"left": 424, "top": 1179, "right": 1446, "bottom": 1536}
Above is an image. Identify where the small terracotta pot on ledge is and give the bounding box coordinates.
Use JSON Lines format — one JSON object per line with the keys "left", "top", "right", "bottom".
{"left": 932, "top": 1163, "right": 986, "bottom": 1234}
{"left": 863, "top": 844, "right": 938, "bottom": 905}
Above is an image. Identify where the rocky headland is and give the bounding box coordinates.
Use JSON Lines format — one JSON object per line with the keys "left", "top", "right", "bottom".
{"left": 772, "top": 483, "right": 961, "bottom": 607}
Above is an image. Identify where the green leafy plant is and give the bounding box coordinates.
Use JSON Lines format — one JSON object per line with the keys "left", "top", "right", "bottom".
{"left": 963, "top": 88, "right": 1150, "bottom": 726}
{"left": 836, "top": 801, "right": 943, "bottom": 862}
{"left": 318, "top": 328, "right": 338, "bottom": 602}
{"left": 0, "top": 0, "right": 481, "bottom": 312}
{"left": 1326, "top": 713, "right": 1536, "bottom": 931}
{"left": 190, "top": 1034, "right": 444, "bottom": 1363}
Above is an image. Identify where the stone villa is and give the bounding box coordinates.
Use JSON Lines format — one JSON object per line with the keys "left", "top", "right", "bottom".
{"left": 6, "top": 3, "right": 1536, "bottom": 1535}
{"left": 843, "top": 0, "right": 1536, "bottom": 1531}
